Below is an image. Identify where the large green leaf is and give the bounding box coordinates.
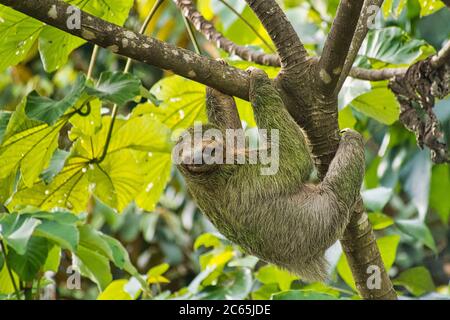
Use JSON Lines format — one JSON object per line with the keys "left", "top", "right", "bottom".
{"left": 34, "top": 220, "right": 79, "bottom": 252}
{"left": 0, "top": 6, "right": 43, "bottom": 73}
{"left": 0, "top": 263, "right": 19, "bottom": 295}
{"left": 429, "top": 164, "right": 450, "bottom": 223}
{"left": 89, "top": 150, "right": 144, "bottom": 212}
{"left": 350, "top": 82, "right": 400, "bottom": 125}
{"left": 74, "top": 245, "right": 112, "bottom": 291}
{"left": 86, "top": 72, "right": 141, "bottom": 106}
{"left": 0, "top": 214, "right": 41, "bottom": 255}
{"left": 361, "top": 187, "right": 393, "bottom": 212}
{"left": 396, "top": 219, "right": 437, "bottom": 253}
{"left": 0, "top": 100, "right": 67, "bottom": 187}
{"left": 10, "top": 157, "right": 90, "bottom": 213}
{"left": 393, "top": 266, "right": 435, "bottom": 296}
{"left": 25, "top": 75, "right": 86, "bottom": 125}
{"left": 7, "top": 236, "right": 49, "bottom": 282}
{"left": 37, "top": 0, "right": 133, "bottom": 72}
{"left": 148, "top": 75, "right": 208, "bottom": 130}
{"left": 38, "top": 27, "right": 86, "bottom": 73}
{"left": 361, "top": 27, "right": 433, "bottom": 65}
{"left": 255, "top": 265, "right": 298, "bottom": 291}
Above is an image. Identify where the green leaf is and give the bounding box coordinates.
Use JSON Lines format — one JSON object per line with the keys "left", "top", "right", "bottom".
{"left": 368, "top": 212, "right": 394, "bottom": 230}
{"left": 0, "top": 100, "right": 66, "bottom": 187}
{"left": 74, "top": 245, "right": 112, "bottom": 291}
{"left": 78, "top": 225, "right": 113, "bottom": 259}
{"left": 9, "top": 157, "right": 90, "bottom": 213}
{"left": 86, "top": 72, "right": 141, "bottom": 106}
{"left": 337, "top": 235, "right": 400, "bottom": 291}
{"left": 7, "top": 236, "right": 49, "bottom": 282}
{"left": 429, "top": 164, "right": 450, "bottom": 223}
{"left": 41, "top": 149, "right": 70, "bottom": 184}
{"left": 0, "top": 215, "right": 41, "bottom": 255}
{"left": 43, "top": 244, "right": 61, "bottom": 273}
{"left": 89, "top": 150, "right": 144, "bottom": 212}
{"left": 255, "top": 265, "right": 298, "bottom": 291}
{"left": 0, "top": 111, "right": 12, "bottom": 144}
{"left": 25, "top": 74, "right": 86, "bottom": 125}
{"left": 34, "top": 219, "right": 79, "bottom": 251}
{"left": 393, "top": 266, "right": 435, "bottom": 296}
{"left": 97, "top": 279, "right": 133, "bottom": 300}
{"left": 38, "top": 27, "right": 86, "bottom": 73}
{"left": 69, "top": 98, "right": 102, "bottom": 137}
{"left": 148, "top": 75, "right": 207, "bottom": 130}
{"left": 418, "top": 0, "right": 445, "bottom": 16}
{"left": 361, "top": 27, "right": 433, "bottom": 65}
{"left": 361, "top": 187, "right": 393, "bottom": 212}
{"left": 338, "top": 106, "right": 357, "bottom": 130}
{"left": 350, "top": 82, "right": 400, "bottom": 125}
{"left": 228, "top": 256, "right": 259, "bottom": 269}
{"left": 100, "top": 234, "right": 136, "bottom": 273}
{"left": 396, "top": 219, "right": 437, "bottom": 253}
{"left": 272, "top": 290, "right": 338, "bottom": 300}
{"left": 194, "top": 233, "right": 222, "bottom": 250}
{"left": 195, "top": 269, "right": 253, "bottom": 300}
{"left": 251, "top": 283, "right": 279, "bottom": 300}
{"left": 0, "top": 6, "right": 43, "bottom": 73}
{"left": 148, "top": 263, "right": 170, "bottom": 277}
{"left": 37, "top": 0, "right": 133, "bottom": 72}
{"left": 0, "top": 264, "right": 19, "bottom": 295}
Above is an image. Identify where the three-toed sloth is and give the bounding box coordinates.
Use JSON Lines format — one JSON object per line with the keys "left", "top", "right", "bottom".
{"left": 174, "top": 68, "right": 365, "bottom": 281}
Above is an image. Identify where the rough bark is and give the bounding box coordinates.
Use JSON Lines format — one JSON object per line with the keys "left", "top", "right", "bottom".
{"left": 173, "top": 0, "right": 280, "bottom": 66}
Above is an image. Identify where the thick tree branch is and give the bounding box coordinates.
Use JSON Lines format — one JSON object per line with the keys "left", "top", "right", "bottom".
{"left": 244, "top": 0, "right": 309, "bottom": 73}
{"left": 337, "top": 0, "right": 385, "bottom": 91}
{"left": 318, "top": 0, "right": 365, "bottom": 93}
{"left": 174, "top": 0, "right": 280, "bottom": 66}
{"left": 0, "top": 0, "right": 251, "bottom": 100}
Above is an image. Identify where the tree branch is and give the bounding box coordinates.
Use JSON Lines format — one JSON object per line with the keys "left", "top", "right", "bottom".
{"left": 431, "top": 40, "right": 450, "bottom": 68}
{"left": 336, "top": 0, "right": 385, "bottom": 91}
{"left": 0, "top": 0, "right": 251, "bottom": 100}
{"left": 349, "top": 66, "right": 406, "bottom": 81}
{"left": 318, "top": 0, "right": 365, "bottom": 93}
{"left": 174, "top": 0, "right": 280, "bottom": 66}
{"left": 244, "top": 0, "right": 309, "bottom": 72}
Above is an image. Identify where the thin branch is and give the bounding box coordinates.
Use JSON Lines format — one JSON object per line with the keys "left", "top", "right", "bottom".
{"left": 318, "top": 0, "right": 365, "bottom": 93}
{"left": 336, "top": 0, "right": 385, "bottom": 91}
{"left": 349, "top": 66, "right": 406, "bottom": 81}
{"left": 216, "top": 0, "right": 276, "bottom": 53}
{"left": 244, "top": 0, "right": 309, "bottom": 72}
{"left": 0, "top": 0, "right": 251, "bottom": 100}
{"left": 87, "top": 45, "right": 100, "bottom": 79}
{"left": 431, "top": 40, "right": 450, "bottom": 68}
{"left": 173, "top": 0, "right": 279, "bottom": 66}
{"left": 181, "top": 14, "right": 202, "bottom": 55}
{"left": 1, "top": 240, "right": 21, "bottom": 300}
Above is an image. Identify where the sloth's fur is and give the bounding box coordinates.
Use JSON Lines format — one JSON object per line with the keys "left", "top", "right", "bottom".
{"left": 175, "top": 68, "right": 365, "bottom": 281}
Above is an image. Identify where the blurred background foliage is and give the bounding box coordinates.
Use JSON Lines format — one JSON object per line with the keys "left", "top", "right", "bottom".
{"left": 0, "top": 0, "right": 449, "bottom": 300}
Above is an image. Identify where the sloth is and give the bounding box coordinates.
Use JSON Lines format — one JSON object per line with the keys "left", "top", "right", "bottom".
{"left": 174, "top": 68, "right": 365, "bottom": 281}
